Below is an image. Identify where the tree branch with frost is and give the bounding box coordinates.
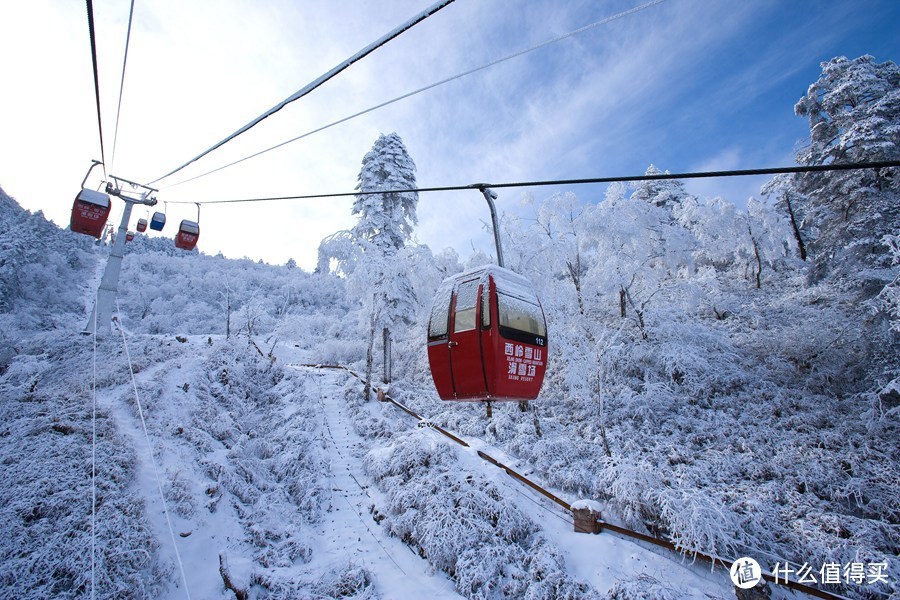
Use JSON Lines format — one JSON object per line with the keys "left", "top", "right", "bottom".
{"left": 219, "top": 553, "right": 248, "bottom": 600}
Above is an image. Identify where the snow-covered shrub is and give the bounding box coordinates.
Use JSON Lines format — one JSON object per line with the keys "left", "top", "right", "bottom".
{"left": 352, "top": 405, "right": 397, "bottom": 440}
{"left": 310, "top": 564, "right": 378, "bottom": 599}
{"left": 249, "top": 562, "right": 378, "bottom": 599}
{"left": 604, "top": 574, "right": 685, "bottom": 599}
{"left": 164, "top": 469, "right": 197, "bottom": 518}
{"left": 364, "top": 429, "right": 594, "bottom": 598}
{"left": 0, "top": 333, "right": 166, "bottom": 598}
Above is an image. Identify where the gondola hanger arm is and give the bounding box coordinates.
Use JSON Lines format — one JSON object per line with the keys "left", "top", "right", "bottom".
{"left": 81, "top": 160, "right": 104, "bottom": 189}
{"left": 473, "top": 185, "right": 505, "bottom": 269}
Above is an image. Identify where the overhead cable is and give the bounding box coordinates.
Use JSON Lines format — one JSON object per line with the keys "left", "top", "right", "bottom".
{"left": 90, "top": 291, "right": 98, "bottom": 600}
{"left": 164, "top": 160, "right": 900, "bottom": 205}
{"left": 163, "top": 0, "right": 668, "bottom": 190}
{"left": 110, "top": 0, "right": 137, "bottom": 174}
{"left": 147, "top": 0, "right": 457, "bottom": 185}
{"left": 85, "top": 0, "right": 107, "bottom": 179}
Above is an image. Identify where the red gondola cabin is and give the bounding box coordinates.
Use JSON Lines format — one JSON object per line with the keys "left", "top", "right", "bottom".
{"left": 70, "top": 188, "right": 111, "bottom": 238}
{"left": 427, "top": 266, "right": 548, "bottom": 402}
{"left": 136, "top": 218, "right": 147, "bottom": 232}
{"left": 125, "top": 231, "right": 135, "bottom": 242}
{"left": 175, "top": 219, "right": 199, "bottom": 251}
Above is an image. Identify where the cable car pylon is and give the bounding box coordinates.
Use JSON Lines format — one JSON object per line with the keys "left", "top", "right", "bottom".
{"left": 84, "top": 175, "right": 158, "bottom": 335}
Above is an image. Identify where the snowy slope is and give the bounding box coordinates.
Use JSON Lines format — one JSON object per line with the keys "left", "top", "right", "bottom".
{"left": 0, "top": 320, "right": 741, "bottom": 599}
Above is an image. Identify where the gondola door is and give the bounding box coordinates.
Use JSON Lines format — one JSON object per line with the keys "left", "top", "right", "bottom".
{"left": 448, "top": 277, "right": 487, "bottom": 399}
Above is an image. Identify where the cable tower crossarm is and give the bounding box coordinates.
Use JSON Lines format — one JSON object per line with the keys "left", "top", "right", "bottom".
{"left": 161, "top": 0, "right": 668, "bottom": 190}
{"left": 146, "top": 0, "right": 457, "bottom": 186}
{"left": 162, "top": 160, "right": 900, "bottom": 206}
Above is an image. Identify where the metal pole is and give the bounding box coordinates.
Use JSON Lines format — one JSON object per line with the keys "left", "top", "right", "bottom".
{"left": 477, "top": 186, "right": 504, "bottom": 268}
{"left": 84, "top": 180, "right": 157, "bottom": 335}
{"left": 81, "top": 160, "right": 104, "bottom": 188}
{"left": 85, "top": 199, "right": 134, "bottom": 334}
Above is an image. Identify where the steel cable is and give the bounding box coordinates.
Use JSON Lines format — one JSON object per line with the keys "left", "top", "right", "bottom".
{"left": 161, "top": 0, "right": 667, "bottom": 190}
{"left": 147, "top": 0, "right": 457, "bottom": 185}
{"left": 85, "top": 0, "right": 107, "bottom": 179}
{"left": 164, "top": 160, "right": 900, "bottom": 205}
{"left": 110, "top": 0, "right": 137, "bottom": 174}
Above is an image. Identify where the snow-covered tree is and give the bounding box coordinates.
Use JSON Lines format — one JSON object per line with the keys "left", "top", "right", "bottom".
{"left": 632, "top": 164, "right": 692, "bottom": 214}
{"left": 352, "top": 132, "right": 418, "bottom": 251}
{"left": 789, "top": 55, "right": 900, "bottom": 285}
{"left": 879, "top": 234, "right": 900, "bottom": 332}
{"left": 317, "top": 133, "right": 421, "bottom": 398}
{"left": 584, "top": 173, "right": 696, "bottom": 336}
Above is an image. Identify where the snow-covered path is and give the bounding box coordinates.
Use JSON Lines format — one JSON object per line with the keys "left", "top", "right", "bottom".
{"left": 304, "top": 367, "right": 462, "bottom": 599}
{"left": 98, "top": 384, "right": 199, "bottom": 599}
{"left": 100, "top": 334, "right": 732, "bottom": 599}
{"left": 97, "top": 341, "right": 247, "bottom": 600}
{"left": 297, "top": 360, "right": 734, "bottom": 598}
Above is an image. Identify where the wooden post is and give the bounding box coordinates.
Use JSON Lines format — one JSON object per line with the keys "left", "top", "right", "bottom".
{"left": 571, "top": 500, "right": 602, "bottom": 534}
{"left": 382, "top": 326, "right": 392, "bottom": 384}
{"left": 734, "top": 578, "right": 772, "bottom": 600}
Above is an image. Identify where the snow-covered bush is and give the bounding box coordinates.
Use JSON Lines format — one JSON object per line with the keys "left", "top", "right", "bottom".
{"left": 184, "top": 339, "right": 328, "bottom": 570}
{"left": 0, "top": 333, "right": 166, "bottom": 598}
{"left": 604, "top": 574, "right": 685, "bottom": 599}
{"left": 249, "top": 562, "right": 378, "bottom": 599}
{"left": 364, "top": 429, "right": 593, "bottom": 598}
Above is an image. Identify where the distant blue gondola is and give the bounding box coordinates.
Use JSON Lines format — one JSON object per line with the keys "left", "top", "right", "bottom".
{"left": 149, "top": 211, "right": 166, "bottom": 231}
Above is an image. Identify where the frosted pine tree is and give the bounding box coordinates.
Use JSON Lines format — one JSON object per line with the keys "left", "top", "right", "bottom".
{"left": 352, "top": 133, "right": 418, "bottom": 250}
{"left": 789, "top": 55, "right": 900, "bottom": 285}
{"left": 339, "top": 133, "right": 420, "bottom": 398}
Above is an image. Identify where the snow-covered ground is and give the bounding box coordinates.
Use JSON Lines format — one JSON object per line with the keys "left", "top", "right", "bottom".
{"left": 1, "top": 326, "right": 748, "bottom": 599}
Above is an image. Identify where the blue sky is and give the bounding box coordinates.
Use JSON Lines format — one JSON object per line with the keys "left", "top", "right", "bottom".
{"left": 1, "top": 0, "right": 898, "bottom": 269}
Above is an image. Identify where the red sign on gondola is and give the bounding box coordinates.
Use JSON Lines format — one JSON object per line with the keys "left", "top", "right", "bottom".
{"left": 427, "top": 265, "right": 548, "bottom": 402}
{"left": 70, "top": 188, "right": 112, "bottom": 238}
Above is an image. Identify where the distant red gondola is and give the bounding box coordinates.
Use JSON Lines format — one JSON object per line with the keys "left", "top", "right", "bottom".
{"left": 136, "top": 218, "right": 147, "bottom": 232}
{"left": 427, "top": 265, "right": 548, "bottom": 402}
{"left": 125, "top": 231, "right": 135, "bottom": 242}
{"left": 70, "top": 188, "right": 111, "bottom": 238}
{"left": 175, "top": 219, "right": 199, "bottom": 251}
